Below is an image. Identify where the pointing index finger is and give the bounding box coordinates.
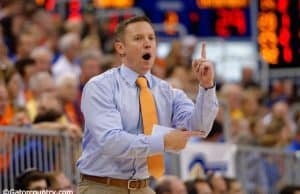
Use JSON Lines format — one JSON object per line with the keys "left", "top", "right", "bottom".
{"left": 201, "top": 42, "right": 206, "bottom": 59}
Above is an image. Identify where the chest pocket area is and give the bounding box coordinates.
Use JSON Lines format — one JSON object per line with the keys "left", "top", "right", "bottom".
{"left": 115, "top": 88, "right": 140, "bottom": 133}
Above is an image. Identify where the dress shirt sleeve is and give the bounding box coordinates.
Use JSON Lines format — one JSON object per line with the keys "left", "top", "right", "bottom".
{"left": 81, "top": 81, "right": 164, "bottom": 159}
{"left": 171, "top": 86, "right": 218, "bottom": 137}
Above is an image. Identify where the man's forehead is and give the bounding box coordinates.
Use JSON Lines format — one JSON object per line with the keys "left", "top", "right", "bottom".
{"left": 125, "top": 21, "right": 155, "bottom": 34}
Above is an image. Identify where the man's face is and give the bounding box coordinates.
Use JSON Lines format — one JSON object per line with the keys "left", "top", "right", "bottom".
{"left": 119, "top": 21, "right": 157, "bottom": 75}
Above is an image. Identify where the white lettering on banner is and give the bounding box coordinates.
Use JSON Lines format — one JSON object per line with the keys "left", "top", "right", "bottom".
{"left": 179, "top": 142, "right": 237, "bottom": 180}
{"left": 2, "top": 189, "right": 74, "bottom": 194}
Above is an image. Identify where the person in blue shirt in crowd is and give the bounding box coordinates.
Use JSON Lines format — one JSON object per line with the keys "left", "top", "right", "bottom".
{"left": 77, "top": 16, "right": 218, "bottom": 194}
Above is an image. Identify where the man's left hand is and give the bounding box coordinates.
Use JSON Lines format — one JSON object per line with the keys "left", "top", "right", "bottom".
{"left": 192, "top": 42, "right": 215, "bottom": 88}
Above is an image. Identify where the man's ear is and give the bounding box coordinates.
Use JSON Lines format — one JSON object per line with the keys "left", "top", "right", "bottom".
{"left": 114, "top": 41, "right": 125, "bottom": 57}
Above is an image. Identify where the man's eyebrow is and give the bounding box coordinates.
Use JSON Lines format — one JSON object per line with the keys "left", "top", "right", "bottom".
{"left": 132, "top": 33, "right": 155, "bottom": 36}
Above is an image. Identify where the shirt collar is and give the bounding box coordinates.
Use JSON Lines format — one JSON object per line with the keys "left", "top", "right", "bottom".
{"left": 120, "top": 64, "right": 153, "bottom": 88}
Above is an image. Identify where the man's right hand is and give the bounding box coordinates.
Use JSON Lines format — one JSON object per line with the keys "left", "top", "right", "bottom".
{"left": 163, "top": 129, "right": 202, "bottom": 151}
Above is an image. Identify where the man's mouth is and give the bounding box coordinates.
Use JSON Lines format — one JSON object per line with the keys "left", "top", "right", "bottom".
{"left": 142, "top": 53, "right": 151, "bottom": 60}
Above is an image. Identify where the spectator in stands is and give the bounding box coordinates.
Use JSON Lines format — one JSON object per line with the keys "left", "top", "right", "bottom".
{"left": 26, "top": 71, "right": 56, "bottom": 121}
{"left": 77, "top": 50, "right": 103, "bottom": 124}
{"left": 15, "top": 168, "right": 49, "bottom": 190}
{"left": 56, "top": 72, "right": 81, "bottom": 126}
{"left": 265, "top": 79, "right": 294, "bottom": 108}
{"left": 280, "top": 185, "right": 300, "bottom": 194}
{"left": 64, "top": 18, "right": 83, "bottom": 35}
{"left": 34, "top": 92, "right": 63, "bottom": 123}
{"left": 33, "top": 92, "right": 82, "bottom": 139}
{"left": 0, "top": 79, "right": 21, "bottom": 174}
{"left": 261, "top": 101, "right": 294, "bottom": 148}
{"left": 10, "top": 107, "right": 31, "bottom": 127}
{"left": 185, "top": 180, "right": 198, "bottom": 194}
{"left": 165, "top": 40, "right": 185, "bottom": 68}
{"left": 31, "top": 10, "right": 56, "bottom": 45}
{"left": 0, "top": 0, "right": 25, "bottom": 56}
{"left": 15, "top": 32, "right": 37, "bottom": 61}
{"left": 0, "top": 82, "right": 10, "bottom": 125}
{"left": 52, "top": 33, "right": 81, "bottom": 80}
{"left": 0, "top": 79, "right": 13, "bottom": 175}
{"left": 77, "top": 16, "right": 218, "bottom": 193}
{"left": 79, "top": 49, "right": 102, "bottom": 92}
{"left": 259, "top": 116, "right": 286, "bottom": 147}
{"left": 282, "top": 79, "right": 296, "bottom": 104}
{"left": 181, "top": 35, "right": 197, "bottom": 68}
{"left": 47, "top": 171, "right": 74, "bottom": 191}
{"left": 207, "top": 173, "right": 227, "bottom": 194}
{"left": 15, "top": 58, "right": 37, "bottom": 99}
{"left": 2, "top": 65, "right": 25, "bottom": 116}
{"left": 30, "top": 46, "right": 53, "bottom": 73}
{"left": 81, "top": 5, "right": 100, "bottom": 40}
{"left": 225, "top": 178, "right": 245, "bottom": 194}
{"left": 81, "top": 35, "right": 102, "bottom": 52}
{"left": 188, "top": 178, "right": 213, "bottom": 194}
{"left": 155, "top": 175, "right": 187, "bottom": 194}
{"left": 241, "top": 90, "right": 263, "bottom": 120}
{"left": 220, "top": 83, "right": 244, "bottom": 119}
{"left": 0, "top": 38, "right": 13, "bottom": 66}
{"left": 165, "top": 65, "right": 188, "bottom": 90}
{"left": 240, "top": 66, "right": 258, "bottom": 89}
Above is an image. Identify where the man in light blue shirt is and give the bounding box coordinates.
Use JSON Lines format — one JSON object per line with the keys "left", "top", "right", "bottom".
{"left": 77, "top": 16, "right": 218, "bottom": 194}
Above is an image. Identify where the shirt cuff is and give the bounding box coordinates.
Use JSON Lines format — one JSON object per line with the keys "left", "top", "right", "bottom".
{"left": 147, "top": 133, "right": 164, "bottom": 155}
{"left": 199, "top": 84, "right": 216, "bottom": 92}
{"left": 198, "top": 85, "right": 216, "bottom": 99}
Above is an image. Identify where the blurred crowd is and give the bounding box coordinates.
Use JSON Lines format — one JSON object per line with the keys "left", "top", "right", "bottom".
{"left": 155, "top": 174, "right": 300, "bottom": 194}
{"left": 0, "top": 0, "right": 300, "bottom": 193}
{"left": 11, "top": 169, "right": 300, "bottom": 194}
{"left": 13, "top": 168, "right": 74, "bottom": 191}
{"left": 12, "top": 171, "right": 247, "bottom": 193}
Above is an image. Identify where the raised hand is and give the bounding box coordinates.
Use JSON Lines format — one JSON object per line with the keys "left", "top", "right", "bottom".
{"left": 192, "top": 42, "right": 215, "bottom": 88}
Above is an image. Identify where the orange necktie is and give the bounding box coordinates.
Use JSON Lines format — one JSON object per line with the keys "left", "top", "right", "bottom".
{"left": 136, "top": 77, "right": 165, "bottom": 179}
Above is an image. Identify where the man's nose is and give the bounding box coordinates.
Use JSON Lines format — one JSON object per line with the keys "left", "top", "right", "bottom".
{"left": 144, "top": 41, "right": 151, "bottom": 49}
{"left": 144, "top": 38, "right": 152, "bottom": 47}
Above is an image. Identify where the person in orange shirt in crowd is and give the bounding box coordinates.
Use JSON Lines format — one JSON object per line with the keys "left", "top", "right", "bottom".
{"left": 0, "top": 81, "right": 10, "bottom": 125}
{"left": 0, "top": 82, "right": 11, "bottom": 173}
{"left": 2, "top": 64, "right": 26, "bottom": 122}
{"left": 14, "top": 58, "right": 37, "bottom": 101}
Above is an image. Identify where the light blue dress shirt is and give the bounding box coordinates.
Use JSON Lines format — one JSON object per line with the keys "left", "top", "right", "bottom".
{"left": 77, "top": 65, "right": 218, "bottom": 179}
